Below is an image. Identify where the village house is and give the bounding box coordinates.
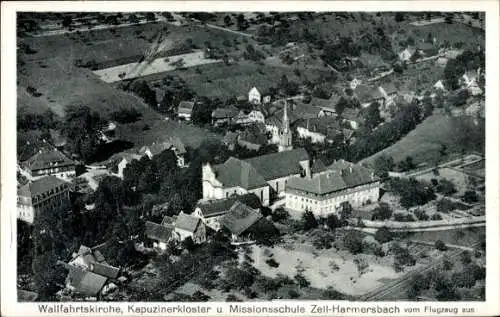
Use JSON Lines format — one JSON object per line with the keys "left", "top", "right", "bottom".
{"left": 353, "top": 84, "right": 385, "bottom": 108}
{"left": 21, "top": 148, "right": 76, "bottom": 179}
{"left": 223, "top": 131, "right": 239, "bottom": 151}
{"left": 211, "top": 105, "right": 239, "bottom": 126}
{"left": 219, "top": 201, "right": 278, "bottom": 244}
{"left": 433, "top": 80, "right": 447, "bottom": 92}
{"left": 295, "top": 117, "right": 345, "bottom": 144}
{"left": 138, "top": 136, "right": 187, "bottom": 167}
{"left": 460, "top": 68, "right": 483, "bottom": 96}
{"left": 233, "top": 110, "right": 266, "bottom": 126}
{"left": 56, "top": 245, "right": 121, "bottom": 298}
{"left": 285, "top": 160, "right": 381, "bottom": 219}
{"left": 17, "top": 175, "right": 71, "bottom": 224}
{"left": 171, "top": 212, "right": 207, "bottom": 244}
{"left": 177, "top": 101, "right": 195, "bottom": 121}
{"left": 341, "top": 108, "right": 365, "bottom": 130}
{"left": 145, "top": 220, "right": 174, "bottom": 250}
{"left": 248, "top": 87, "right": 262, "bottom": 104}
{"left": 398, "top": 47, "right": 415, "bottom": 63}
{"left": 192, "top": 193, "right": 261, "bottom": 231}
{"left": 202, "top": 148, "right": 311, "bottom": 206}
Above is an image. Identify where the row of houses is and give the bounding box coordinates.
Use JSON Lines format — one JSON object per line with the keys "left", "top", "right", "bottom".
{"left": 145, "top": 197, "right": 278, "bottom": 249}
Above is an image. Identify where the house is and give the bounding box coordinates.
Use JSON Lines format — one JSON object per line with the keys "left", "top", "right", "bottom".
{"left": 436, "top": 57, "right": 448, "bottom": 67}
{"left": 234, "top": 110, "right": 265, "bottom": 126}
{"left": 460, "top": 69, "right": 483, "bottom": 96}
{"left": 64, "top": 265, "right": 108, "bottom": 297}
{"left": 202, "top": 148, "right": 311, "bottom": 206}
{"left": 138, "top": 136, "right": 187, "bottom": 167}
{"left": 416, "top": 42, "right": 437, "bottom": 57}
{"left": 211, "top": 106, "right": 239, "bottom": 126}
{"left": 178, "top": 101, "right": 195, "bottom": 121}
{"left": 295, "top": 117, "right": 344, "bottom": 144}
{"left": 171, "top": 212, "right": 206, "bottom": 244}
{"left": 433, "top": 80, "right": 447, "bottom": 92}
{"left": 192, "top": 193, "right": 261, "bottom": 231}
{"left": 220, "top": 201, "right": 278, "bottom": 243}
{"left": 69, "top": 245, "right": 121, "bottom": 279}
{"left": 262, "top": 95, "right": 272, "bottom": 104}
{"left": 349, "top": 77, "right": 363, "bottom": 90}
{"left": 353, "top": 84, "right": 385, "bottom": 108}
{"left": 248, "top": 87, "right": 261, "bottom": 104}
{"left": 21, "top": 148, "right": 76, "bottom": 179}
{"left": 115, "top": 153, "right": 142, "bottom": 178}
{"left": 398, "top": 47, "right": 415, "bottom": 62}
{"left": 341, "top": 108, "right": 365, "bottom": 130}
{"left": 17, "top": 175, "right": 71, "bottom": 224}
{"left": 145, "top": 220, "right": 174, "bottom": 250}
{"left": 285, "top": 160, "right": 381, "bottom": 219}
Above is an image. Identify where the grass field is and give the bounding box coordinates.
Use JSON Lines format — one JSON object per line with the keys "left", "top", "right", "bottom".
{"left": 142, "top": 59, "right": 330, "bottom": 99}
{"left": 362, "top": 114, "right": 485, "bottom": 167}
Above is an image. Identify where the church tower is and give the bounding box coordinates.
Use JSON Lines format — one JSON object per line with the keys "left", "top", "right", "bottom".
{"left": 278, "top": 99, "right": 293, "bottom": 152}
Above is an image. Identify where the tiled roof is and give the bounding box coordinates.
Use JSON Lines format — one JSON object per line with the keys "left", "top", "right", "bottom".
{"left": 342, "top": 108, "right": 365, "bottom": 124}
{"left": 139, "top": 136, "right": 187, "bottom": 156}
{"left": 220, "top": 201, "right": 263, "bottom": 235}
{"left": 178, "top": 101, "right": 195, "bottom": 114}
{"left": 91, "top": 262, "right": 120, "bottom": 279}
{"left": 68, "top": 266, "right": 107, "bottom": 296}
{"left": 213, "top": 157, "right": 268, "bottom": 189}
{"left": 244, "top": 148, "right": 309, "bottom": 181}
{"left": 296, "top": 117, "right": 343, "bottom": 139}
{"left": 175, "top": 213, "right": 201, "bottom": 233}
{"left": 145, "top": 221, "right": 173, "bottom": 242}
{"left": 354, "top": 84, "right": 383, "bottom": 103}
{"left": 196, "top": 193, "right": 261, "bottom": 218}
{"left": 17, "top": 176, "right": 70, "bottom": 198}
{"left": 311, "top": 159, "right": 327, "bottom": 174}
{"left": 22, "top": 148, "right": 75, "bottom": 171}
{"left": 286, "top": 161, "right": 378, "bottom": 195}
{"left": 212, "top": 106, "right": 239, "bottom": 119}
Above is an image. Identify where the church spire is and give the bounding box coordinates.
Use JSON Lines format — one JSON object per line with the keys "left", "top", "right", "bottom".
{"left": 282, "top": 99, "right": 290, "bottom": 133}
{"left": 278, "top": 98, "right": 293, "bottom": 152}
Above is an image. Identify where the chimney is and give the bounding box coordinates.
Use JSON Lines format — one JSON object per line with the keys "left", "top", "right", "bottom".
{"left": 300, "top": 160, "right": 312, "bottom": 178}
{"left": 349, "top": 166, "right": 352, "bottom": 173}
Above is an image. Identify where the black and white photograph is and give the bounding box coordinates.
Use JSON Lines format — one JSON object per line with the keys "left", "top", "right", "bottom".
{"left": 2, "top": 1, "right": 498, "bottom": 315}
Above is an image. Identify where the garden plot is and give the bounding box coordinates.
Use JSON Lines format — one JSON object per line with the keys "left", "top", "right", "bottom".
{"left": 243, "top": 243, "right": 414, "bottom": 296}
{"left": 93, "top": 51, "right": 222, "bottom": 83}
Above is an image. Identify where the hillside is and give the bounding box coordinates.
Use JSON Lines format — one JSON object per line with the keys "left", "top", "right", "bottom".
{"left": 362, "top": 114, "right": 485, "bottom": 167}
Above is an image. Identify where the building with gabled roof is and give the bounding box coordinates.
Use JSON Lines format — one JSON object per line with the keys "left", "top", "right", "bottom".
{"left": 21, "top": 148, "right": 76, "bottom": 179}
{"left": 212, "top": 106, "right": 240, "bottom": 126}
{"left": 145, "top": 220, "right": 174, "bottom": 250}
{"left": 285, "top": 160, "right": 380, "bottom": 219}
{"left": 341, "top": 107, "right": 365, "bottom": 130}
{"left": 248, "top": 87, "right": 262, "bottom": 104}
{"left": 138, "top": 136, "right": 187, "bottom": 167}
{"left": 202, "top": 148, "right": 311, "bottom": 206}
{"left": 163, "top": 212, "right": 207, "bottom": 244}
{"left": 17, "top": 175, "right": 71, "bottom": 224}
{"left": 178, "top": 101, "right": 195, "bottom": 121}
{"left": 192, "top": 193, "right": 261, "bottom": 231}
{"left": 220, "top": 201, "right": 278, "bottom": 243}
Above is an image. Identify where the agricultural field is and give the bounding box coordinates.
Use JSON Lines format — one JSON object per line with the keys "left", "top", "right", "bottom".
{"left": 362, "top": 114, "right": 485, "bottom": 167}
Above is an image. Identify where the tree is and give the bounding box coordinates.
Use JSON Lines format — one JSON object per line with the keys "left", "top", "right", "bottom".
{"left": 339, "top": 202, "right": 353, "bottom": 224}
{"left": 397, "top": 156, "right": 416, "bottom": 172}
{"left": 363, "top": 102, "right": 383, "bottom": 129}
{"left": 128, "top": 14, "right": 139, "bottom": 24}
{"left": 394, "top": 12, "right": 405, "bottom": 22}
{"left": 436, "top": 179, "right": 457, "bottom": 196}
{"left": 374, "top": 227, "right": 393, "bottom": 243}
{"left": 224, "top": 15, "right": 232, "bottom": 26}
{"left": 129, "top": 80, "right": 157, "bottom": 108}
{"left": 236, "top": 14, "right": 249, "bottom": 30}
{"left": 371, "top": 204, "right": 393, "bottom": 221}
{"left": 435, "top": 240, "right": 448, "bottom": 251}
{"left": 373, "top": 155, "right": 395, "bottom": 178}
{"left": 145, "top": 12, "right": 156, "bottom": 21}
{"left": 301, "top": 210, "right": 318, "bottom": 231}
{"left": 462, "top": 190, "right": 478, "bottom": 204}
{"left": 326, "top": 214, "right": 341, "bottom": 229}
{"left": 343, "top": 230, "right": 363, "bottom": 254}
{"left": 62, "top": 16, "right": 72, "bottom": 28}
{"left": 294, "top": 274, "right": 310, "bottom": 288}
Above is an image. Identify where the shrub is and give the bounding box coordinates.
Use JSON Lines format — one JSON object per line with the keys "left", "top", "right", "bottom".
{"left": 451, "top": 271, "right": 476, "bottom": 288}
{"left": 313, "top": 231, "right": 335, "bottom": 249}
{"left": 392, "top": 243, "right": 416, "bottom": 267}
{"left": 111, "top": 107, "right": 142, "bottom": 124}
{"left": 294, "top": 274, "right": 310, "bottom": 288}
{"left": 431, "top": 213, "right": 443, "bottom": 220}
{"left": 375, "top": 227, "right": 393, "bottom": 243}
{"left": 371, "top": 204, "right": 393, "bottom": 221}
{"left": 435, "top": 240, "right": 448, "bottom": 251}
{"left": 462, "top": 190, "right": 479, "bottom": 204}
{"left": 225, "top": 294, "right": 242, "bottom": 302}
{"left": 353, "top": 256, "right": 369, "bottom": 276}
{"left": 436, "top": 179, "right": 457, "bottom": 196}
{"left": 271, "top": 208, "right": 290, "bottom": 222}
{"left": 343, "top": 230, "right": 363, "bottom": 254}
{"left": 460, "top": 251, "right": 472, "bottom": 265}
{"left": 265, "top": 258, "right": 280, "bottom": 268}
{"left": 442, "top": 258, "right": 454, "bottom": 271}
{"left": 288, "top": 289, "right": 300, "bottom": 299}
{"left": 393, "top": 213, "right": 415, "bottom": 222}
{"left": 321, "top": 287, "right": 344, "bottom": 300}
{"left": 436, "top": 198, "right": 455, "bottom": 213}
{"left": 301, "top": 210, "right": 318, "bottom": 230}
{"left": 191, "top": 291, "right": 210, "bottom": 302}
{"left": 413, "top": 209, "right": 429, "bottom": 221}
